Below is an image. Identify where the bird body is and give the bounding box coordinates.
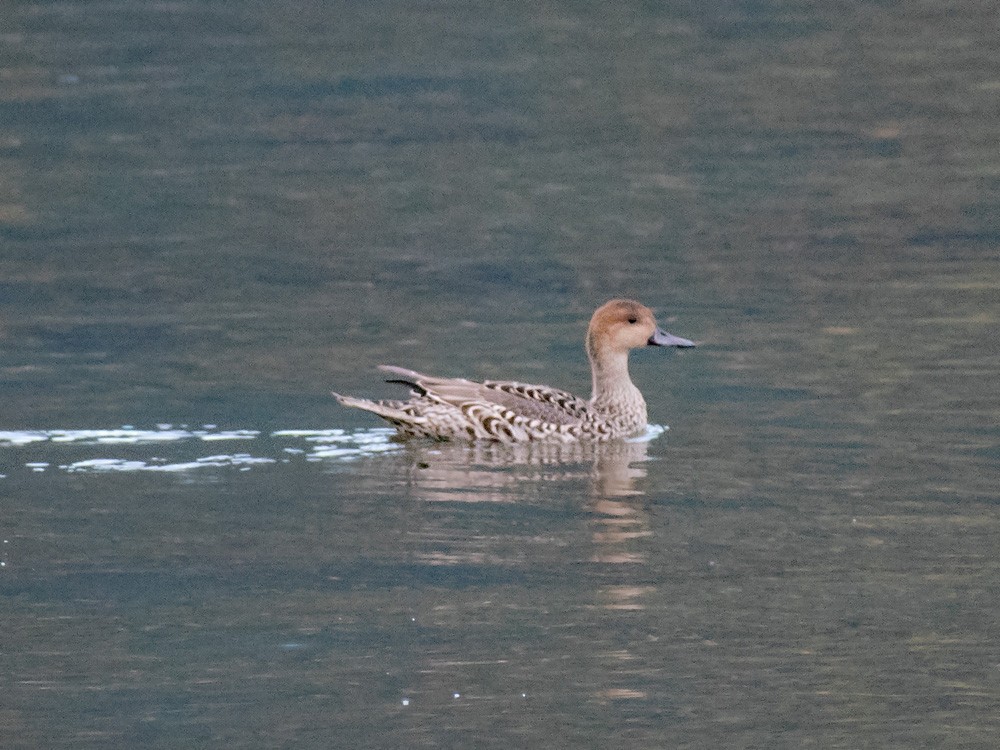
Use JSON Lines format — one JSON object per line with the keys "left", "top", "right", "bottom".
{"left": 333, "top": 299, "right": 694, "bottom": 442}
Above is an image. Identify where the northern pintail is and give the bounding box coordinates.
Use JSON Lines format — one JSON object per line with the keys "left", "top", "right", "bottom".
{"left": 333, "top": 299, "right": 695, "bottom": 442}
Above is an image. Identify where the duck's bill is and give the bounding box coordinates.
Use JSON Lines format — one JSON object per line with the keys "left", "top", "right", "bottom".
{"left": 648, "top": 328, "right": 696, "bottom": 348}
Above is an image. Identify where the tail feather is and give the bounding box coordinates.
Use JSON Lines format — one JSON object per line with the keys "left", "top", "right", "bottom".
{"left": 331, "top": 392, "right": 427, "bottom": 424}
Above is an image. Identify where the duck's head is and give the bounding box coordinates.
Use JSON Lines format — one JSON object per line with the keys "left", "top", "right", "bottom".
{"left": 587, "top": 299, "right": 695, "bottom": 358}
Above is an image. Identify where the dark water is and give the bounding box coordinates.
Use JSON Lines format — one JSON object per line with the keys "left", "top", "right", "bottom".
{"left": 3, "top": 1, "right": 1000, "bottom": 747}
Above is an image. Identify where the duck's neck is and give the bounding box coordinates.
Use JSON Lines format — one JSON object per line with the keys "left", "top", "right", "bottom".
{"left": 588, "top": 348, "right": 646, "bottom": 419}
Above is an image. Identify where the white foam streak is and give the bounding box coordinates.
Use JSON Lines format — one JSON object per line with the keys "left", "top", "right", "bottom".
{"left": 1, "top": 426, "right": 401, "bottom": 474}
{"left": 60, "top": 455, "right": 278, "bottom": 473}
{"left": 627, "top": 424, "right": 668, "bottom": 443}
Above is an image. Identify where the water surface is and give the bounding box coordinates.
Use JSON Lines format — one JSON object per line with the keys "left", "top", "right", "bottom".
{"left": 2, "top": 0, "right": 999, "bottom": 747}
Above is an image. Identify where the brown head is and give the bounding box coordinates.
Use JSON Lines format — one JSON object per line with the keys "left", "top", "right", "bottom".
{"left": 586, "top": 299, "right": 694, "bottom": 361}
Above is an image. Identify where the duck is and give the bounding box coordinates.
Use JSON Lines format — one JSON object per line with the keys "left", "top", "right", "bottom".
{"left": 332, "top": 299, "right": 695, "bottom": 442}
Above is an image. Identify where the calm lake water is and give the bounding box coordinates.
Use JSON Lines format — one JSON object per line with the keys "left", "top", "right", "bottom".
{"left": 3, "top": 1, "right": 999, "bottom": 747}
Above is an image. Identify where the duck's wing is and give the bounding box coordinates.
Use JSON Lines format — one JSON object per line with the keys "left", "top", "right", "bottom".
{"left": 378, "top": 365, "right": 591, "bottom": 427}
{"left": 481, "top": 380, "right": 591, "bottom": 424}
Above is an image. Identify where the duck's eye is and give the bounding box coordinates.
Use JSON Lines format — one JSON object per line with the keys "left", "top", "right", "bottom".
{"left": 627, "top": 316, "right": 638, "bottom": 324}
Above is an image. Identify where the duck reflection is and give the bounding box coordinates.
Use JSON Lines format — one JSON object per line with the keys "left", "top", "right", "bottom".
{"left": 360, "top": 436, "right": 664, "bottom": 710}
{"left": 397, "top": 435, "right": 653, "bottom": 501}
{"left": 391, "top": 435, "right": 657, "bottom": 577}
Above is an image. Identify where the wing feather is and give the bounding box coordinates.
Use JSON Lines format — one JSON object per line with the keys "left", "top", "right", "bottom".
{"left": 378, "top": 365, "right": 590, "bottom": 427}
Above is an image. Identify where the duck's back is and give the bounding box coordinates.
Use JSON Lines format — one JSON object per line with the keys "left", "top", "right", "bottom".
{"left": 380, "top": 366, "right": 594, "bottom": 437}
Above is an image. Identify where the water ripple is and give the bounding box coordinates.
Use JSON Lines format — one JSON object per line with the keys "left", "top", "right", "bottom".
{"left": 0, "top": 426, "right": 402, "bottom": 474}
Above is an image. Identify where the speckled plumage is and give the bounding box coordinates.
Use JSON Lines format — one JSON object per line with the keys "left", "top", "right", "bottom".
{"left": 333, "top": 299, "right": 695, "bottom": 442}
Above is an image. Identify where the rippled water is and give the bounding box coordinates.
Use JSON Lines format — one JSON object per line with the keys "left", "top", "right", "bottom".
{"left": 3, "top": 0, "right": 1000, "bottom": 747}
{"left": 1, "top": 426, "right": 403, "bottom": 472}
